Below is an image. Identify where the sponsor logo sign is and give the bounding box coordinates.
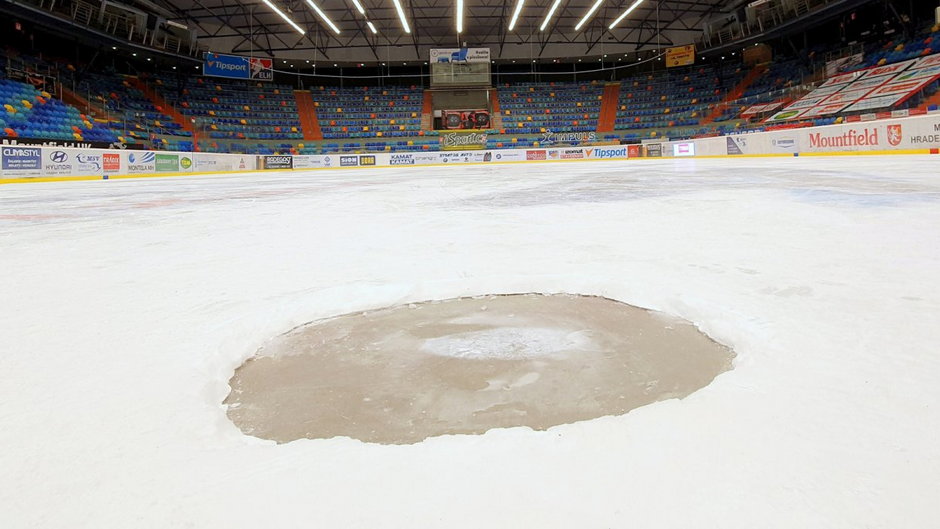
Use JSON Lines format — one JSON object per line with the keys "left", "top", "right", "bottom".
{"left": 44, "top": 150, "right": 72, "bottom": 175}
{"left": 819, "top": 71, "right": 864, "bottom": 88}
{"left": 441, "top": 131, "right": 487, "bottom": 150}
{"left": 180, "top": 157, "right": 192, "bottom": 169}
{"left": 358, "top": 155, "right": 376, "bottom": 166}
{"left": 843, "top": 93, "right": 907, "bottom": 113}
{"left": 560, "top": 148, "right": 585, "bottom": 159}
{"left": 390, "top": 154, "right": 415, "bottom": 165}
{"left": 292, "top": 155, "right": 333, "bottom": 169}
{"left": 666, "top": 44, "right": 695, "bottom": 68}
{"left": 339, "top": 156, "right": 358, "bottom": 167}
{"left": 912, "top": 53, "right": 940, "bottom": 70}
{"left": 887, "top": 124, "right": 902, "bottom": 146}
{"left": 103, "top": 153, "right": 120, "bottom": 172}
{"left": 673, "top": 142, "right": 695, "bottom": 157}
{"left": 643, "top": 143, "right": 662, "bottom": 157}
{"left": 592, "top": 146, "right": 629, "bottom": 159}
{"left": 526, "top": 150, "right": 547, "bottom": 160}
{"left": 726, "top": 137, "right": 745, "bottom": 155}
{"left": 627, "top": 144, "right": 641, "bottom": 157}
{"left": 1, "top": 146, "right": 41, "bottom": 174}
{"left": 770, "top": 136, "right": 797, "bottom": 152}
{"left": 857, "top": 59, "right": 917, "bottom": 79}
{"left": 800, "top": 102, "right": 853, "bottom": 118}
{"left": 127, "top": 151, "right": 156, "bottom": 173}
{"left": 492, "top": 151, "right": 526, "bottom": 161}
{"left": 204, "top": 52, "right": 273, "bottom": 81}
{"left": 768, "top": 108, "right": 807, "bottom": 121}
{"left": 807, "top": 128, "right": 878, "bottom": 149}
{"left": 539, "top": 129, "right": 596, "bottom": 146}
{"left": 155, "top": 153, "right": 180, "bottom": 172}
{"left": 75, "top": 152, "right": 102, "bottom": 175}
{"left": 785, "top": 96, "right": 830, "bottom": 110}
{"left": 429, "top": 48, "right": 490, "bottom": 63}
{"left": 262, "top": 155, "right": 293, "bottom": 170}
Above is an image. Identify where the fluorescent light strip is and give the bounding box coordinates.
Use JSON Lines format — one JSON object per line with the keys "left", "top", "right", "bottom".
{"left": 367, "top": 21, "right": 378, "bottom": 33}
{"left": 261, "top": 0, "right": 305, "bottom": 35}
{"left": 540, "top": 0, "right": 562, "bottom": 31}
{"left": 391, "top": 0, "right": 412, "bottom": 33}
{"left": 456, "top": 0, "right": 464, "bottom": 33}
{"left": 351, "top": 0, "right": 366, "bottom": 15}
{"left": 608, "top": 0, "right": 643, "bottom": 29}
{"left": 305, "top": 0, "right": 340, "bottom": 34}
{"left": 574, "top": 0, "right": 603, "bottom": 31}
{"left": 508, "top": 0, "right": 525, "bottom": 31}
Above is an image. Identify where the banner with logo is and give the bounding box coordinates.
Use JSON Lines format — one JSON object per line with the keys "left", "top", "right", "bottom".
{"left": 666, "top": 45, "right": 695, "bottom": 68}
{"left": 1, "top": 145, "right": 42, "bottom": 177}
{"left": 587, "top": 146, "right": 629, "bottom": 159}
{"left": 293, "top": 155, "right": 336, "bottom": 169}
{"left": 429, "top": 48, "right": 490, "bottom": 64}
{"left": 261, "top": 155, "right": 293, "bottom": 170}
{"left": 41, "top": 148, "right": 107, "bottom": 177}
{"left": 440, "top": 131, "right": 487, "bottom": 151}
{"left": 203, "top": 52, "right": 273, "bottom": 81}
{"left": 123, "top": 151, "right": 156, "bottom": 174}
{"left": 155, "top": 153, "right": 180, "bottom": 172}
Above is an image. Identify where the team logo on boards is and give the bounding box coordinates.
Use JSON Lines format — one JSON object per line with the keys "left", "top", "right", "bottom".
{"left": 887, "top": 124, "right": 902, "bottom": 146}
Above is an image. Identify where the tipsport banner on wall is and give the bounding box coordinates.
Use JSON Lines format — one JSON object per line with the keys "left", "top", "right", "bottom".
{"left": 203, "top": 53, "right": 274, "bottom": 81}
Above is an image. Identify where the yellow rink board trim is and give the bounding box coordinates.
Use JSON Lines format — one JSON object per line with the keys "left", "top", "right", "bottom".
{"left": 0, "top": 148, "right": 936, "bottom": 185}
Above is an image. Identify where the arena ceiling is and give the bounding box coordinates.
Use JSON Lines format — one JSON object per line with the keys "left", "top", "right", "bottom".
{"left": 154, "top": 0, "right": 735, "bottom": 64}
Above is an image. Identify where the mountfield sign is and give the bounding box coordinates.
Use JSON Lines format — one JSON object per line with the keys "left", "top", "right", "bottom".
{"left": 807, "top": 128, "right": 878, "bottom": 149}
{"left": 441, "top": 132, "right": 487, "bottom": 150}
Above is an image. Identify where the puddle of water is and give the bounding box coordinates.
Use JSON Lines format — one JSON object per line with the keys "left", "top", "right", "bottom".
{"left": 225, "top": 294, "right": 734, "bottom": 444}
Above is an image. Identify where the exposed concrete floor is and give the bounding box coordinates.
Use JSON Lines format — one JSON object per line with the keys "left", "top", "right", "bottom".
{"left": 225, "top": 294, "right": 734, "bottom": 444}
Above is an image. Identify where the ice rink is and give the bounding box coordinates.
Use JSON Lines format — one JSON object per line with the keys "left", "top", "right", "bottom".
{"left": 2, "top": 155, "right": 939, "bottom": 528}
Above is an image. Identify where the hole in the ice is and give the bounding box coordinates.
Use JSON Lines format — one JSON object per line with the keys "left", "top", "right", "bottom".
{"left": 224, "top": 293, "right": 734, "bottom": 445}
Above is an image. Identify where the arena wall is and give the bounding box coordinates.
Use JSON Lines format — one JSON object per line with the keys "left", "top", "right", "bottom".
{"left": 2, "top": 113, "right": 939, "bottom": 184}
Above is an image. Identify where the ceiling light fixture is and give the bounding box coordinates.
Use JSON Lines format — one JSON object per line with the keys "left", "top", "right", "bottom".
{"left": 350, "top": 0, "right": 366, "bottom": 15}
{"left": 367, "top": 21, "right": 378, "bottom": 33}
{"left": 508, "top": 0, "right": 525, "bottom": 31}
{"left": 575, "top": 0, "right": 603, "bottom": 31}
{"left": 456, "top": 0, "right": 464, "bottom": 33}
{"left": 608, "top": 0, "right": 643, "bottom": 29}
{"left": 261, "top": 0, "right": 306, "bottom": 35}
{"left": 305, "top": 0, "right": 340, "bottom": 34}
{"left": 391, "top": 0, "right": 412, "bottom": 33}
{"left": 540, "top": 0, "right": 561, "bottom": 31}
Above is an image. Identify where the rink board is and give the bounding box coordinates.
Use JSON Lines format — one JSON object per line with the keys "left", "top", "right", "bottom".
{"left": 2, "top": 113, "right": 939, "bottom": 184}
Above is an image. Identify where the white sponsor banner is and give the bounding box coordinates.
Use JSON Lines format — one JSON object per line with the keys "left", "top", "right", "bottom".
{"left": 806, "top": 84, "right": 848, "bottom": 97}
{"left": 819, "top": 71, "right": 864, "bottom": 87}
{"left": 842, "top": 93, "right": 908, "bottom": 113}
{"left": 800, "top": 102, "right": 852, "bottom": 118}
{"left": 40, "top": 147, "right": 106, "bottom": 177}
{"left": 785, "top": 96, "right": 831, "bottom": 110}
{"left": 819, "top": 88, "right": 874, "bottom": 106}
{"left": 912, "top": 53, "right": 940, "bottom": 70}
{"left": 122, "top": 151, "right": 157, "bottom": 174}
{"left": 292, "top": 155, "right": 336, "bottom": 169}
{"left": 846, "top": 74, "right": 898, "bottom": 92}
{"left": 826, "top": 53, "right": 864, "bottom": 77}
{"left": 767, "top": 108, "right": 809, "bottom": 121}
{"left": 491, "top": 150, "right": 526, "bottom": 162}
{"left": 867, "top": 77, "right": 938, "bottom": 98}
{"left": 587, "top": 146, "right": 630, "bottom": 159}
{"left": 857, "top": 58, "right": 917, "bottom": 79}
{"left": 891, "top": 64, "right": 940, "bottom": 83}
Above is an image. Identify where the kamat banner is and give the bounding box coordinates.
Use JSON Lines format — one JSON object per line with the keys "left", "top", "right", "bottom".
{"left": 666, "top": 45, "right": 695, "bottom": 68}
{"left": 429, "top": 48, "right": 490, "bottom": 64}
{"left": 203, "top": 52, "right": 273, "bottom": 81}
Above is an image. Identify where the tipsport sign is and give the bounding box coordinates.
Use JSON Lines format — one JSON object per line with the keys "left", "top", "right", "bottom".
{"left": 203, "top": 53, "right": 273, "bottom": 81}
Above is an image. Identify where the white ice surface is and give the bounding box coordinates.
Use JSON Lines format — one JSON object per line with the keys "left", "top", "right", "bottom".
{"left": 2, "top": 157, "right": 940, "bottom": 528}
